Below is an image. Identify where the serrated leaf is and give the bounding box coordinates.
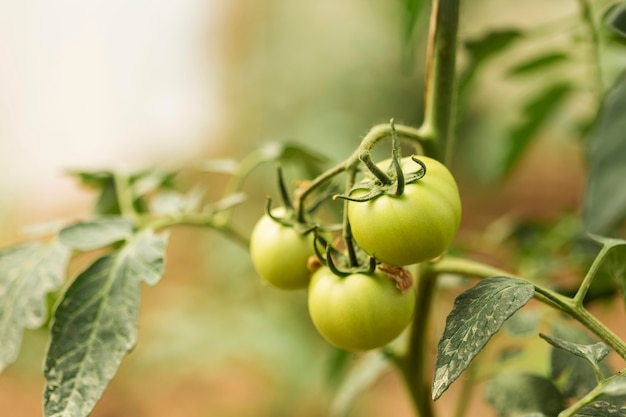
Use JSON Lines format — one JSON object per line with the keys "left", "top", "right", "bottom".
{"left": 432, "top": 276, "right": 535, "bottom": 400}
{"left": 540, "top": 333, "right": 609, "bottom": 369}
{"left": 0, "top": 241, "right": 70, "bottom": 373}
{"left": 575, "top": 401, "right": 626, "bottom": 417}
{"left": 503, "top": 82, "right": 572, "bottom": 172}
{"left": 507, "top": 52, "right": 568, "bottom": 77}
{"left": 59, "top": 217, "right": 134, "bottom": 251}
{"left": 485, "top": 373, "right": 565, "bottom": 417}
{"left": 43, "top": 230, "right": 168, "bottom": 417}
{"left": 584, "top": 71, "right": 626, "bottom": 235}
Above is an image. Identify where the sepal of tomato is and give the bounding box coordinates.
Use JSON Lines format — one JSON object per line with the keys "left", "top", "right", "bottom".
{"left": 307, "top": 266, "right": 416, "bottom": 351}
{"left": 347, "top": 156, "right": 461, "bottom": 266}
{"left": 250, "top": 208, "right": 315, "bottom": 290}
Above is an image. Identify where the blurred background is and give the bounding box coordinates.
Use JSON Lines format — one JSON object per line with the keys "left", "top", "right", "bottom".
{"left": 0, "top": 0, "right": 620, "bottom": 416}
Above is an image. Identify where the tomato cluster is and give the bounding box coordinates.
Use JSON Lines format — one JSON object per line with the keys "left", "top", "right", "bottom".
{"left": 248, "top": 154, "right": 461, "bottom": 351}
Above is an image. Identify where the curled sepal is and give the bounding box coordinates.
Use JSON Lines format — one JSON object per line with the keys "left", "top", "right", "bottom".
{"left": 275, "top": 164, "right": 294, "bottom": 210}
{"left": 313, "top": 233, "right": 376, "bottom": 277}
{"left": 265, "top": 198, "right": 317, "bottom": 237}
{"left": 336, "top": 155, "right": 427, "bottom": 203}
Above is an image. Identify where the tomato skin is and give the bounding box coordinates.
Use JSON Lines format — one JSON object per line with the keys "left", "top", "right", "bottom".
{"left": 347, "top": 156, "right": 461, "bottom": 266}
{"left": 250, "top": 210, "right": 314, "bottom": 290}
{"left": 307, "top": 267, "right": 416, "bottom": 351}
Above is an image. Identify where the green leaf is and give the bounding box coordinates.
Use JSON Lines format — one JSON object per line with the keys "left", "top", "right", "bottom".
{"left": 121, "top": 229, "right": 169, "bottom": 287}
{"left": 549, "top": 322, "right": 612, "bottom": 399}
{"left": 59, "top": 217, "right": 134, "bottom": 251}
{"left": 68, "top": 170, "right": 119, "bottom": 215}
{"left": 0, "top": 241, "right": 70, "bottom": 373}
{"left": 485, "top": 373, "right": 565, "bottom": 417}
{"left": 604, "top": 2, "right": 626, "bottom": 43}
{"left": 68, "top": 169, "right": 175, "bottom": 216}
{"left": 584, "top": 72, "right": 626, "bottom": 235}
{"left": 464, "top": 29, "right": 524, "bottom": 64}
{"left": 432, "top": 276, "right": 535, "bottom": 400}
{"left": 603, "top": 376, "right": 626, "bottom": 397}
{"left": 574, "top": 401, "right": 626, "bottom": 417}
{"left": 402, "top": 0, "right": 426, "bottom": 41}
{"left": 539, "top": 333, "right": 608, "bottom": 379}
{"left": 43, "top": 230, "right": 168, "bottom": 417}
{"left": 503, "top": 82, "right": 572, "bottom": 172}
{"left": 507, "top": 52, "right": 568, "bottom": 77}
{"left": 459, "top": 29, "right": 523, "bottom": 92}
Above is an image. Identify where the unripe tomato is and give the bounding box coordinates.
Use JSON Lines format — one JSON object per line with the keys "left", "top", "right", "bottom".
{"left": 307, "top": 266, "right": 416, "bottom": 350}
{"left": 348, "top": 156, "right": 461, "bottom": 266}
{"left": 250, "top": 209, "right": 314, "bottom": 290}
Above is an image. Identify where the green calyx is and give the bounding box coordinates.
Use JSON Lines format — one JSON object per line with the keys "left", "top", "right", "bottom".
{"left": 313, "top": 232, "right": 376, "bottom": 277}
{"left": 336, "top": 155, "right": 427, "bottom": 203}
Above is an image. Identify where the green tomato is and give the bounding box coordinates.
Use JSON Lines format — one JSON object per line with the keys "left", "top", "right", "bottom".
{"left": 250, "top": 210, "right": 314, "bottom": 290}
{"left": 348, "top": 156, "right": 461, "bottom": 266}
{"left": 307, "top": 266, "right": 416, "bottom": 351}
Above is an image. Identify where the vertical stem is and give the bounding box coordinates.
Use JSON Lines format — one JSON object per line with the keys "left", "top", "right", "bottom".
{"left": 420, "top": 0, "right": 460, "bottom": 164}
{"left": 577, "top": 0, "right": 604, "bottom": 99}
{"left": 113, "top": 172, "right": 139, "bottom": 223}
{"left": 399, "top": 266, "right": 437, "bottom": 417}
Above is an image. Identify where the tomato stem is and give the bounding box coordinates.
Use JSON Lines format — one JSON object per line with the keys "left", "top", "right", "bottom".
{"left": 419, "top": 0, "right": 459, "bottom": 164}
{"left": 342, "top": 164, "right": 360, "bottom": 268}
{"left": 396, "top": 265, "right": 436, "bottom": 417}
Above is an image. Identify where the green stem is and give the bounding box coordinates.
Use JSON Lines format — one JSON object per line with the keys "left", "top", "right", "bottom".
{"left": 558, "top": 368, "right": 626, "bottom": 417}
{"left": 293, "top": 123, "right": 428, "bottom": 221}
{"left": 420, "top": 0, "right": 460, "bottom": 164}
{"left": 341, "top": 165, "right": 359, "bottom": 267}
{"left": 573, "top": 244, "right": 611, "bottom": 306}
{"left": 140, "top": 213, "right": 250, "bottom": 248}
{"left": 577, "top": 0, "right": 604, "bottom": 99}
{"left": 398, "top": 265, "right": 437, "bottom": 417}
{"left": 113, "top": 172, "right": 139, "bottom": 223}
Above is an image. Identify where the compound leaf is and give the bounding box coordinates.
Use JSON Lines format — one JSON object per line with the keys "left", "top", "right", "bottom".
{"left": 0, "top": 241, "right": 70, "bottom": 373}
{"left": 584, "top": 71, "right": 626, "bottom": 235}
{"left": 59, "top": 217, "right": 134, "bottom": 251}
{"left": 432, "top": 276, "right": 535, "bottom": 400}
{"left": 43, "top": 230, "right": 168, "bottom": 417}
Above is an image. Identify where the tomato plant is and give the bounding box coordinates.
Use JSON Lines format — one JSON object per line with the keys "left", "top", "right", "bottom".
{"left": 249, "top": 208, "right": 315, "bottom": 290}
{"left": 2, "top": 0, "right": 626, "bottom": 417}
{"left": 347, "top": 155, "right": 461, "bottom": 266}
{"left": 308, "top": 266, "right": 416, "bottom": 351}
